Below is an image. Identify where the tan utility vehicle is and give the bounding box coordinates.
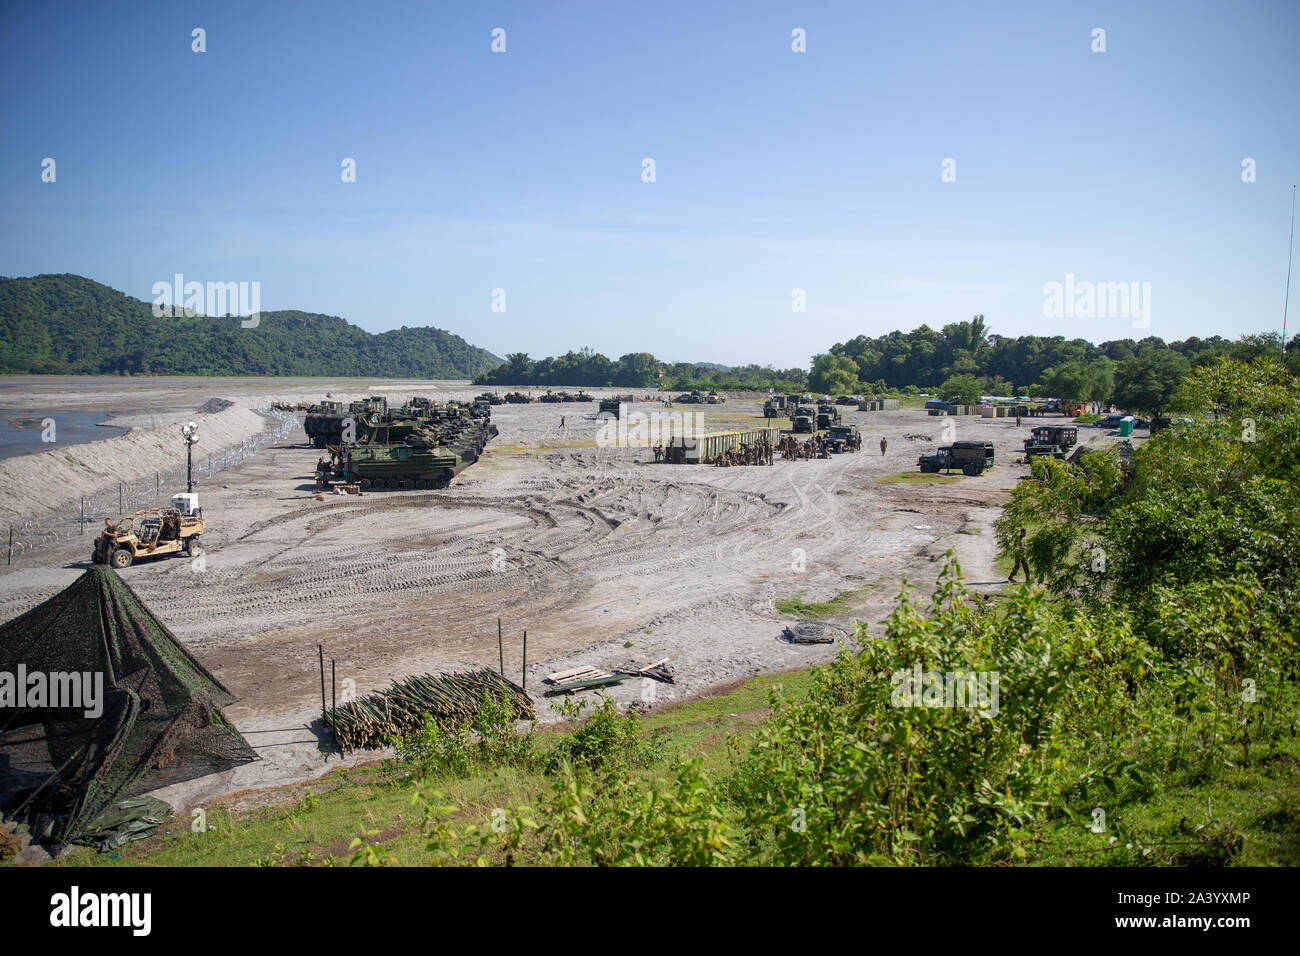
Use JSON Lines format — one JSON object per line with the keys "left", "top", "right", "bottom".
{"left": 93, "top": 494, "right": 205, "bottom": 569}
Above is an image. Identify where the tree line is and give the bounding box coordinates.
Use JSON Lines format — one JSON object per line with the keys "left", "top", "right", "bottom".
{"left": 0, "top": 274, "right": 501, "bottom": 378}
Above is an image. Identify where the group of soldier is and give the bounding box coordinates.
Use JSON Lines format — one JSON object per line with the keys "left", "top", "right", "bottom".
{"left": 711, "top": 437, "right": 775, "bottom": 466}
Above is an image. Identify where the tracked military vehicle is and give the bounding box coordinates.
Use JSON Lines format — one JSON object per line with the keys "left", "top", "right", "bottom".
{"left": 504, "top": 391, "right": 532, "bottom": 404}
{"left": 321, "top": 401, "right": 499, "bottom": 491}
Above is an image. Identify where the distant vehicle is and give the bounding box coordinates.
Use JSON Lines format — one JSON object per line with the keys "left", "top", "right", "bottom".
{"left": 816, "top": 404, "right": 841, "bottom": 430}
{"left": 793, "top": 406, "right": 816, "bottom": 433}
{"left": 503, "top": 391, "right": 532, "bottom": 404}
{"left": 918, "top": 441, "right": 995, "bottom": 476}
{"left": 763, "top": 398, "right": 782, "bottom": 418}
{"left": 93, "top": 495, "right": 205, "bottom": 569}
{"left": 1025, "top": 425, "right": 1078, "bottom": 449}
{"left": 826, "top": 424, "right": 861, "bottom": 452}
{"left": 834, "top": 395, "right": 858, "bottom": 406}
{"left": 598, "top": 398, "right": 622, "bottom": 419}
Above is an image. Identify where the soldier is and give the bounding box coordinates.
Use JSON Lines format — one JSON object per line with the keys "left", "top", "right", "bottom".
{"left": 1008, "top": 528, "right": 1031, "bottom": 583}
{"left": 880, "top": 437, "right": 888, "bottom": 456}
{"left": 1015, "top": 415, "right": 1022, "bottom": 428}
{"left": 653, "top": 442, "right": 662, "bottom": 462}
{"left": 559, "top": 416, "right": 566, "bottom": 431}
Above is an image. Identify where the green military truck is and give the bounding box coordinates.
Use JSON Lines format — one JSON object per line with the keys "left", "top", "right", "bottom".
{"left": 919, "top": 441, "right": 995, "bottom": 476}
{"left": 1023, "top": 425, "right": 1078, "bottom": 459}
{"left": 816, "top": 404, "right": 841, "bottom": 430}
{"left": 826, "top": 424, "right": 861, "bottom": 453}
{"left": 793, "top": 405, "right": 816, "bottom": 433}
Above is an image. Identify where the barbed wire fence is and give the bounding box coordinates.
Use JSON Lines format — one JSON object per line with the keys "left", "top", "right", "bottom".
{"left": 4, "top": 410, "right": 303, "bottom": 563}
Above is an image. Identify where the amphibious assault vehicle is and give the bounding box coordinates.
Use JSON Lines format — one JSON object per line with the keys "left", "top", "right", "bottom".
{"left": 317, "top": 400, "right": 498, "bottom": 491}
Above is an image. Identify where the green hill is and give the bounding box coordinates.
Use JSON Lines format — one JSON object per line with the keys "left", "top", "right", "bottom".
{"left": 0, "top": 274, "right": 503, "bottom": 377}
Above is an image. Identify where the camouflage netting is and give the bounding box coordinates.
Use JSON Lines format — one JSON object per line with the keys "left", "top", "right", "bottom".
{"left": 0, "top": 566, "right": 257, "bottom": 848}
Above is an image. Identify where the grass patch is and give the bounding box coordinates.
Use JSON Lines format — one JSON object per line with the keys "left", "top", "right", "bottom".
{"left": 775, "top": 589, "right": 854, "bottom": 618}
{"left": 49, "top": 669, "right": 818, "bottom": 868}
{"left": 878, "top": 471, "right": 955, "bottom": 485}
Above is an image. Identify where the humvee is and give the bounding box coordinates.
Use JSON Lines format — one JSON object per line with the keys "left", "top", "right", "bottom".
{"left": 93, "top": 494, "right": 205, "bottom": 569}
{"left": 793, "top": 406, "right": 816, "bottom": 433}
{"left": 918, "top": 441, "right": 995, "bottom": 476}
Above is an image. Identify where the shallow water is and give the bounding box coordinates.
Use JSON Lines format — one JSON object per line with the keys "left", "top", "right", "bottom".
{"left": 0, "top": 409, "right": 129, "bottom": 460}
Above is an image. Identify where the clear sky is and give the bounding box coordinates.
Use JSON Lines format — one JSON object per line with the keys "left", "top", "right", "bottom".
{"left": 2, "top": 0, "right": 1297, "bottom": 367}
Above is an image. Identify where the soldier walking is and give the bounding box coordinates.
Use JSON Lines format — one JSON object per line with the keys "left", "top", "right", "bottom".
{"left": 1008, "top": 528, "right": 1031, "bottom": 583}
{"left": 880, "top": 437, "right": 888, "bottom": 456}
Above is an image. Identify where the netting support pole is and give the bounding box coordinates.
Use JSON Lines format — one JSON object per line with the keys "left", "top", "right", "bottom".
{"left": 6, "top": 527, "right": 11, "bottom": 565}
{"left": 522, "top": 630, "right": 527, "bottom": 691}
{"left": 80, "top": 498, "right": 85, "bottom": 534}
{"left": 331, "top": 658, "right": 340, "bottom": 756}
{"left": 118, "top": 483, "right": 123, "bottom": 517}
{"left": 318, "top": 645, "right": 327, "bottom": 738}
{"left": 498, "top": 618, "right": 504, "bottom": 676}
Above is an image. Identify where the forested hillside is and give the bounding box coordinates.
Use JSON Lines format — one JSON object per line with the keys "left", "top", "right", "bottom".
{"left": 0, "top": 274, "right": 502, "bottom": 377}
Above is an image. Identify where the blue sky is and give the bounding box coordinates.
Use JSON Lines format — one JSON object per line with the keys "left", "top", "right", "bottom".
{"left": 2, "top": 0, "right": 1297, "bottom": 367}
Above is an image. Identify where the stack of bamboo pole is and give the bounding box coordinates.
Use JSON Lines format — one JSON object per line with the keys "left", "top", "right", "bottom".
{"left": 325, "top": 669, "right": 534, "bottom": 751}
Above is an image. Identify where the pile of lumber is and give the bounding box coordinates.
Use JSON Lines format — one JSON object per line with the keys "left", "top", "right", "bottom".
{"left": 543, "top": 665, "right": 625, "bottom": 695}
{"left": 543, "top": 658, "right": 675, "bottom": 696}
{"left": 325, "top": 668, "right": 533, "bottom": 751}
{"left": 616, "top": 658, "right": 675, "bottom": 683}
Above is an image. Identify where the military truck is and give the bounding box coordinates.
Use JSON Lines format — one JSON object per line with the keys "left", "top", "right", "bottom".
{"left": 826, "top": 424, "right": 861, "bottom": 453}
{"left": 93, "top": 495, "right": 205, "bottom": 569}
{"left": 793, "top": 406, "right": 816, "bottom": 433}
{"left": 918, "top": 441, "right": 995, "bottom": 476}
{"left": 763, "top": 398, "right": 783, "bottom": 418}
{"left": 816, "top": 404, "right": 841, "bottom": 430}
{"left": 1023, "top": 425, "right": 1078, "bottom": 458}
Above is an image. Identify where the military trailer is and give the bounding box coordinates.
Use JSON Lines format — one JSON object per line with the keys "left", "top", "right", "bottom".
{"left": 918, "top": 441, "right": 996, "bottom": 476}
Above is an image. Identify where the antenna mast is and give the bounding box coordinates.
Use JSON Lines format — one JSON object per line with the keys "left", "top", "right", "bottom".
{"left": 1284, "top": 184, "right": 1297, "bottom": 358}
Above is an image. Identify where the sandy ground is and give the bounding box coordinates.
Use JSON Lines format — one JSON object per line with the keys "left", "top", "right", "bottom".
{"left": 0, "top": 382, "right": 1140, "bottom": 849}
